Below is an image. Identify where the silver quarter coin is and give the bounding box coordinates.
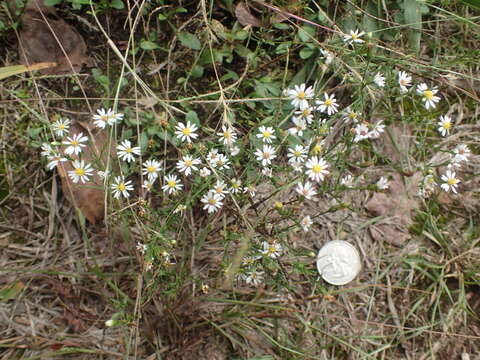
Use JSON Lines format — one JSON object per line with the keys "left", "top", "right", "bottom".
{"left": 316, "top": 240, "right": 361, "bottom": 285}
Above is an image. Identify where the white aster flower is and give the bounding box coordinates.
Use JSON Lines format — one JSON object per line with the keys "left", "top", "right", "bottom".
{"left": 207, "top": 149, "right": 220, "bottom": 167}
{"left": 418, "top": 174, "right": 437, "bottom": 198}
{"left": 295, "top": 181, "right": 317, "bottom": 200}
{"left": 343, "top": 107, "right": 361, "bottom": 123}
{"left": 343, "top": 29, "right": 365, "bottom": 44}
{"left": 47, "top": 154, "right": 67, "bottom": 170}
{"left": 305, "top": 156, "right": 330, "bottom": 182}
{"left": 374, "top": 72, "right": 385, "bottom": 87}
{"left": 243, "top": 185, "right": 256, "bottom": 198}
{"left": 341, "top": 174, "right": 354, "bottom": 187}
{"left": 289, "top": 117, "right": 307, "bottom": 137}
{"left": 63, "top": 132, "right": 88, "bottom": 156}
{"left": 217, "top": 125, "right": 237, "bottom": 146}
{"left": 376, "top": 177, "right": 389, "bottom": 190}
{"left": 142, "top": 159, "right": 162, "bottom": 181}
{"left": 256, "top": 126, "right": 276, "bottom": 144}
{"left": 162, "top": 174, "right": 183, "bottom": 194}
{"left": 262, "top": 167, "right": 273, "bottom": 178}
{"left": 41, "top": 143, "right": 54, "bottom": 157}
{"left": 52, "top": 118, "right": 70, "bottom": 137}
{"left": 261, "top": 240, "right": 282, "bottom": 259}
{"left": 369, "top": 121, "right": 385, "bottom": 139}
{"left": 286, "top": 83, "right": 314, "bottom": 109}
{"left": 212, "top": 179, "right": 228, "bottom": 198}
{"left": 199, "top": 167, "right": 211, "bottom": 177}
{"left": 320, "top": 49, "right": 334, "bottom": 64}
{"left": 287, "top": 144, "right": 308, "bottom": 164}
{"left": 117, "top": 139, "right": 141, "bottom": 163}
{"left": 300, "top": 215, "right": 313, "bottom": 232}
{"left": 242, "top": 270, "right": 264, "bottom": 286}
{"left": 229, "top": 145, "right": 240, "bottom": 156}
{"left": 290, "top": 161, "right": 304, "bottom": 173}
{"left": 93, "top": 108, "right": 123, "bottom": 128}
{"left": 230, "top": 178, "right": 242, "bottom": 194}
{"left": 453, "top": 144, "right": 470, "bottom": 163}
{"left": 216, "top": 153, "right": 231, "bottom": 170}
{"left": 417, "top": 83, "right": 441, "bottom": 110}
{"left": 68, "top": 160, "right": 93, "bottom": 184}
{"left": 174, "top": 121, "right": 199, "bottom": 143}
{"left": 437, "top": 115, "right": 453, "bottom": 137}
{"left": 255, "top": 144, "right": 277, "bottom": 167}
{"left": 176, "top": 155, "right": 201, "bottom": 176}
{"left": 353, "top": 123, "right": 370, "bottom": 142}
{"left": 201, "top": 192, "right": 223, "bottom": 213}
{"left": 316, "top": 93, "right": 339, "bottom": 115}
{"left": 142, "top": 179, "right": 155, "bottom": 192}
{"left": 111, "top": 176, "right": 134, "bottom": 199}
{"left": 398, "top": 71, "right": 412, "bottom": 93}
{"left": 294, "top": 105, "right": 315, "bottom": 124}
{"left": 440, "top": 170, "right": 460, "bottom": 193}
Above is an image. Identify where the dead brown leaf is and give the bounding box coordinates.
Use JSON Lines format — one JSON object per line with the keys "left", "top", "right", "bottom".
{"left": 18, "top": 1, "right": 91, "bottom": 75}
{"left": 235, "top": 2, "right": 261, "bottom": 27}
{"left": 57, "top": 121, "right": 114, "bottom": 224}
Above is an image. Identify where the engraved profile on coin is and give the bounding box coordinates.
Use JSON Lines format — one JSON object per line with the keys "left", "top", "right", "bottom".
{"left": 316, "top": 240, "right": 361, "bottom": 285}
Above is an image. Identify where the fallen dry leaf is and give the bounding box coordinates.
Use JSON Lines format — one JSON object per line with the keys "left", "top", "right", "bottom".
{"left": 235, "top": 2, "right": 261, "bottom": 27}
{"left": 18, "top": 1, "right": 91, "bottom": 75}
{"left": 57, "top": 121, "right": 114, "bottom": 224}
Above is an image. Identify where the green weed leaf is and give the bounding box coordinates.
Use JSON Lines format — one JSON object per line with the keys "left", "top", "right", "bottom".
{"left": 404, "top": 0, "right": 422, "bottom": 53}
{"left": 140, "top": 40, "right": 160, "bottom": 50}
{"left": 178, "top": 32, "right": 201, "bottom": 51}
{"left": 110, "top": 0, "right": 124, "bottom": 9}
{"left": 461, "top": 0, "right": 480, "bottom": 10}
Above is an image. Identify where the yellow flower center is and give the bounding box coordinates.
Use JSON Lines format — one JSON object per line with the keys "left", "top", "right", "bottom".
{"left": 349, "top": 112, "right": 357, "bottom": 119}
{"left": 351, "top": 33, "right": 358, "bottom": 40}
{"left": 118, "top": 183, "right": 126, "bottom": 191}
{"left": 182, "top": 128, "right": 191, "bottom": 135}
{"left": 223, "top": 131, "right": 230, "bottom": 138}
{"left": 267, "top": 246, "right": 277, "bottom": 254}
{"left": 324, "top": 99, "right": 332, "bottom": 106}
{"left": 263, "top": 131, "right": 271, "bottom": 138}
{"left": 147, "top": 166, "right": 156, "bottom": 173}
{"left": 232, "top": 183, "right": 240, "bottom": 189}
{"left": 75, "top": 168, "right": 85, "bottom": 176}
{"left": 262, "top": 152, "right": 270, "bottom": 159}
{"left": 71, "top": 140, "right": 79, "bottom": 146}
{"left": 58, "top": 124, "right": 65, "bottom": 129}
{"left": 168, "top": 180, "right": 176, "bottom": 188}
{"left": 443, "top": 122, "right": 451, "bottom": 130}
{"left": 126, "top": 147, "right": 133, "bottom": 153}
{"left": 184, "top": 160, "right": 193, "bottom": 167}
{"left": 294, "top": 151, "right": 301, "bottom": 157}
{"left": 424, "top": 90, "right": 433, "bottom": 100}
{"left": 312, "top": 164, "right": 323, "bottom": 173}
{"left": 302, "top": 109, "right": 310, "bottom": 117}
{"left": 208, "top": 198, "right": 217, "bottom": 205}
{"left": 297, "top": 91, "right": 305, "bottom": 99}
{"left": 400, "top": 79, "right": 407, "bottom": 86}
{"left": 447, "top": 178, "right": 458, "bottom": 186}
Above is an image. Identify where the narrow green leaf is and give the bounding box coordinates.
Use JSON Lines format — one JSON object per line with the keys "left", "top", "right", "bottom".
{"left": 110, "top": 0, "right": 124, "bottom": 9}
{"left": 178, "top": 32, "right": 202, "bottom": 51}
{"left": 404, "top": 0, "right": 422, "bottom": 53}
{"left": 140, "top": 40, "right": 160, "bottom": 50}
{"left": 461, "top": 0, "right": 480, "bottom": 10}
